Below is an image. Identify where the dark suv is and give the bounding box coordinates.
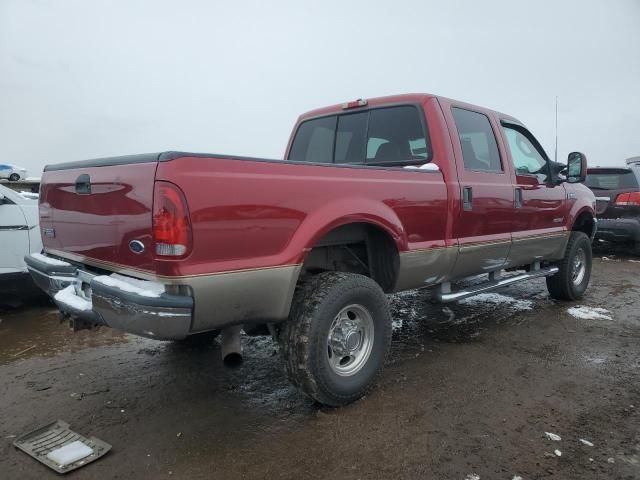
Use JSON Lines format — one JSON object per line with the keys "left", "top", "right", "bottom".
{"left": 584, "top": 157, "right": 640, "bottom": 254}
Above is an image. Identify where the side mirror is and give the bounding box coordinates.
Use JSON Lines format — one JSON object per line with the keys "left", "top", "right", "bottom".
{"left": 566, "top": 151, "right": 587, "bottom": 183}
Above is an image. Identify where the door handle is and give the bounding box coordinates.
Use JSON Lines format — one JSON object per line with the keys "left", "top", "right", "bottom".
{"left": 75, "top": 174, "right": 91, "bottom": 194}
{"left": 514, "top": 187, "right": 523, "bottom": 208}
{"left": 463, "top": 186, "right": 473, "bottom": 211}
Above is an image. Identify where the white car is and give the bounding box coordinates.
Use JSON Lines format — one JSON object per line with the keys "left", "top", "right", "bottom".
{"left": 0, "top": 164, "right": 28, "bottom": 181}
{"left": 0, "top": 184, "right": 42, "bottom": 279}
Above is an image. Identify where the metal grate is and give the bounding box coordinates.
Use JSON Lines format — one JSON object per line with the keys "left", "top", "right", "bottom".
{"left": 13, "top": 420, "right": 111, "bottom": 474}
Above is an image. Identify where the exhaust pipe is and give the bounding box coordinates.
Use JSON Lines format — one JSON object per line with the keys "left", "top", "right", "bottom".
{"left": 221, "top": 325, "right": 243, "bottom": 366}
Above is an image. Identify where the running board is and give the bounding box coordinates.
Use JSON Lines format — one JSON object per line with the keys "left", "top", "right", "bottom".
{"left": 435, "top": 265, "right": 559, "bottom": 303}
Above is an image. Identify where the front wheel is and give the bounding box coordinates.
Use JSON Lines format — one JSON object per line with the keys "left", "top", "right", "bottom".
{"left": 546, "top": 231, "right": 592, "bottom": 300}
{"left": 9, "top": 173, "right": 20, "bottom": 181}
{"left": 279, "top": 272, "right": 392, "bottom": 407}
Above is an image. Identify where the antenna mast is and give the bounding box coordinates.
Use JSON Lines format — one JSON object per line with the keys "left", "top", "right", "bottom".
{"left": 554, "top": 96, "right": 558, "bottom": 163}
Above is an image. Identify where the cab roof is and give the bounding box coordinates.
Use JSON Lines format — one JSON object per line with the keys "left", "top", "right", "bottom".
{"left": 298, "top": 93, "right": 520, "bottom": 124}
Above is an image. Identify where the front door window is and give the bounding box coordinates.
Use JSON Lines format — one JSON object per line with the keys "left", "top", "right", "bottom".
{"left": 502, "top": 126, "right": 550, "bottom": 184}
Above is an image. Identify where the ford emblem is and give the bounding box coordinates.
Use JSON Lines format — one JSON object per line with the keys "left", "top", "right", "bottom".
{"left": 129, "top": 240, "right": 145, "bottom": 254}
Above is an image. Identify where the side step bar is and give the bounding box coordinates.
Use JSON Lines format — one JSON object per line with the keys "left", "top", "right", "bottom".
{"left": 435, "top": 265, "right": 559, "bottom": 303}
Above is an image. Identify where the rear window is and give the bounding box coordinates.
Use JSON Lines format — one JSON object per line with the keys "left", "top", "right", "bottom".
{"left": 335, "top": 112, "right": 368, "bottom": 164}
{"left": 288, "top": 116, "right": 336, "bottom": 164}
{"left": 288, "top": 105, "right": 431, "bottom": 167}
{"left": 585, "top": 170, "right": 639, "bottom": 190}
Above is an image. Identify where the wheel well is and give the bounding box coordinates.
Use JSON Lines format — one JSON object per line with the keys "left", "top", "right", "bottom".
{"left": 301, "top": 223, "right": 399, "bottom": 293}
{"left": 572, "top": 212, "right": 595, "bottom": 238}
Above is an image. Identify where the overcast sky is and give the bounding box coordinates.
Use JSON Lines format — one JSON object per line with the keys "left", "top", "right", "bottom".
{"left": 1, "top": 0, "right": 639, "bottom": 175}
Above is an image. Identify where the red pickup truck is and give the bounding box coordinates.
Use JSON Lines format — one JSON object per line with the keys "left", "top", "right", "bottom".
{"left": 26, "top": 93, "right": 596, "bottom": 406}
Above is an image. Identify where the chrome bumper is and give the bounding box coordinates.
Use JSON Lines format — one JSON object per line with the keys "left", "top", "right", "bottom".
{"left": 25, "top": 254, "right": 193, "bottom": 340}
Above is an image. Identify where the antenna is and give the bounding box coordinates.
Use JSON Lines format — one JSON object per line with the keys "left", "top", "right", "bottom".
{"left": 554, "top": 96, "right": 558, "bottom": 163}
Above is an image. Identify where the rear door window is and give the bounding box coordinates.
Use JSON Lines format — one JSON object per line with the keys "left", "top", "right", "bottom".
{"left": 452, "top": 108, "right": 502, "bottom": 173}
{"left": 288, "top": 105, "right": 430, "bottom": 167}
{"left": 585, "top": 170, "right": 639, "bottom": 190}
{"left": 366, "top": 106, "right": 429, "bottom": 165}
{"left": 288, "top": 116, "right": 336, "bottom": 163}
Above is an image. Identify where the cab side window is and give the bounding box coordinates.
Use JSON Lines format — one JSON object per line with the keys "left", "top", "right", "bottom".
{"left": 366, "top": 106, "right": 429, "bottom": 165}
{"left": 452, "top": 108, "right": 502, "bottom": 173}
{"left": 502, "top": 126, "right": 550, "bottom": 183}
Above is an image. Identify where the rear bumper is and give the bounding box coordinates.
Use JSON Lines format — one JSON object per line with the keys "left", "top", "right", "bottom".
{"left": 595, "top": 217, "right": 640, "bottom": 243}
{"left": 25, "top": 252, "right": 302, "bottom": 339}
{"left": 25, "top": 254, "right": 193, "bottom": 340}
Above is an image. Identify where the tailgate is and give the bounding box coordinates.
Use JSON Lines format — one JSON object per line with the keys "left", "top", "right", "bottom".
{"left": 39, "top": 154, "right": 159, "bottom": 273}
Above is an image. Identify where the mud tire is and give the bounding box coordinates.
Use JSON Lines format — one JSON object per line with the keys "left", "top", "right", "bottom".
{"left": 279, "top": 272, "right": 391, "bottom": 407}
{"left": 546, "top": 231, "right": 592, "bottom": 300}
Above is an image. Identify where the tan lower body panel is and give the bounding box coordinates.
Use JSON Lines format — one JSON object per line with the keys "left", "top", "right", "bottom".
{"left": 451, "top": 240, "right": 512, "bottom": 280}
{"left": 506, "top": 232, "right": 569, "bottom": 268}
{"left": 394, "top": 247, "right": 459, "bottom": 291}
{"left": 395, "top": 232, "right": 570, "bottom": 291}
{"left": 180, "top": 265, "right": 302, "bottom": 332}
{"left": 46, "top": 231, "right": 569, "bottom": 332}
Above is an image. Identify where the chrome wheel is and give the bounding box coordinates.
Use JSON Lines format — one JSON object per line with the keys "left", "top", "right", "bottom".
{"left": 572, "top": 248, "right": 587, "bottom": 285}
{"left": 327, "top": 304, "right": 374, "bottom": 377}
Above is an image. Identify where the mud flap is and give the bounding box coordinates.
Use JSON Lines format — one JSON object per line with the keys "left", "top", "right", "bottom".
{"left": 13, "top": 420, "right": 111, "bottom": 474}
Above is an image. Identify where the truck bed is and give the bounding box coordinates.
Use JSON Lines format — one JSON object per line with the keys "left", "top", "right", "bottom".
{"left": 40, "top": 151, "right": 449, "bottom": 279}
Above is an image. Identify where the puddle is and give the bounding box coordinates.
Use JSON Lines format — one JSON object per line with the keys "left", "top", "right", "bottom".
{"left": 567, "top": 306, "right": 613, "bottom": 321}
{"left": 0, "top": 278, "right": 578, "bottom": 367}
{"left": 583, "top": 354, "right": 608, "bottom": 365}
{"left": 0, "top": 305, "right": 129, "bottom": 365}
{"left": 459, "top": 292, "right": 533, "bottom": 311}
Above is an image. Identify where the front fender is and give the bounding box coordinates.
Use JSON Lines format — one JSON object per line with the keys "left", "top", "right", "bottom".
{"left": 565, "top": 183, "right": 596, "bottom": 239}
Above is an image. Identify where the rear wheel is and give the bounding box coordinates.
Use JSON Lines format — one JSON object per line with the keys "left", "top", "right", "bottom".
{"left": 279, "top": 272, "right": 392, "bottom": 407}
{"left": 9, "top": 173, "right": 20, "bottom": 181}
{"left": 546, "top": 231, "right": 592, "bottom": 300}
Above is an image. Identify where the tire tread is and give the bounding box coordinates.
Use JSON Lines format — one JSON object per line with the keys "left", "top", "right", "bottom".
{"left": 278, "top": 272, "right": 391, "bottom": 406}
{"left": 546, "top": 231, "right": 592, "bottom": 300}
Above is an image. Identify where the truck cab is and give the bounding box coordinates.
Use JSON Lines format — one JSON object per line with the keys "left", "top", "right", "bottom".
{"left": 286, "top": 94, "right": 596, "bottom": 287}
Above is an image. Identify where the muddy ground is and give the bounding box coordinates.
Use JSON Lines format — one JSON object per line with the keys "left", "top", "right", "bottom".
{"left": 1, "top": 254, "right": 639, "bottom": 480}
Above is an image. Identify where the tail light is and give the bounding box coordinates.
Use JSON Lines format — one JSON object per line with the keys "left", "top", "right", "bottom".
{"left": 152, "top": 181, "right": 192, "bottom": 257}
{"left": 614, "top": 192, "right": 640, "bottom": 206}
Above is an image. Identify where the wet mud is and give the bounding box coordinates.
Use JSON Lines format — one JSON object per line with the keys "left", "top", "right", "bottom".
{"left": 1, "top": 256, "right": 639, "bottom": 479}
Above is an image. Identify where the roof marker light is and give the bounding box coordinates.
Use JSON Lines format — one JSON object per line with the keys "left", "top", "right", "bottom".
{"left": 342, "top": 98, "right": 368, "bottom": 110}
